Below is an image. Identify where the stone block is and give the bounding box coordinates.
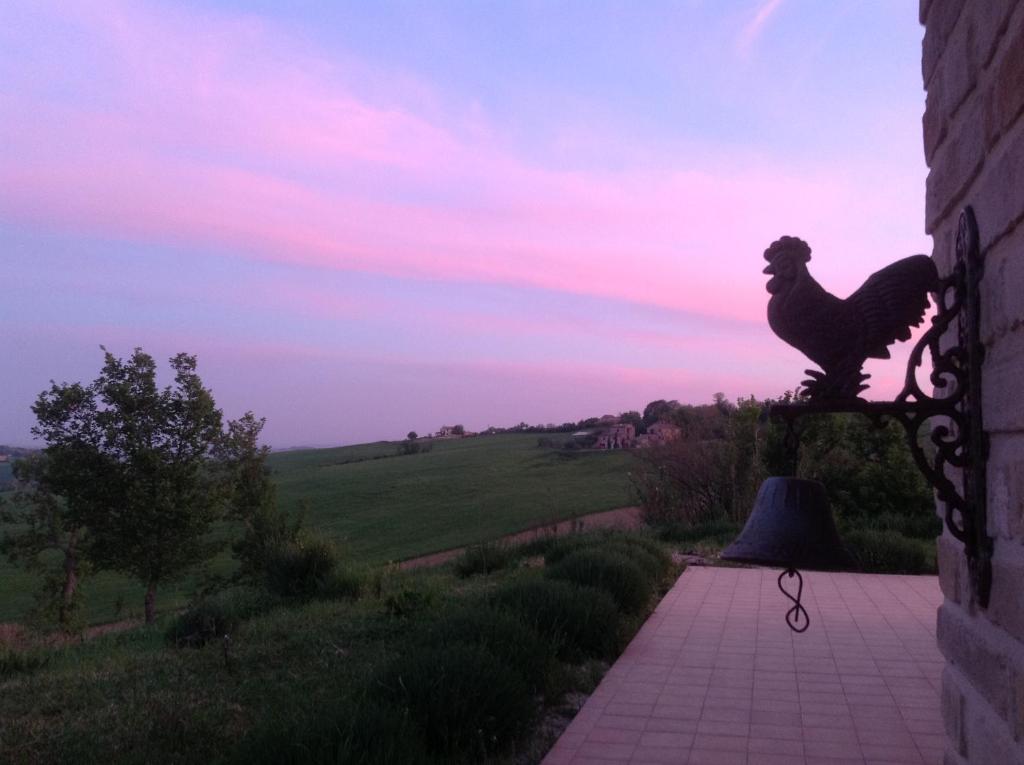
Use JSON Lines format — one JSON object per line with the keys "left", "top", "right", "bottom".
{"left": 986, "top": 435, "right": 1024, "bottom": 540}
{"left": 926, "top": 91, "right": 986, "bottom": 232}
{"left": 923, "top": 1, "right": 966, "bottom": 87}
{"left": 923, "top": 87, "right": 949, "bottom": 165}
{"left": 982, "top": 1, "right": 1024, "bottom": 146}
{"left": 973, "top": 112, "right": 1024, "bottom": 251}
{"left": 928, "top": 213, "right": 958, "bottom": 273}
{"left": 979, "top": 221, "right": 1024, "bottom": 346}
{"left": 963, "top": 686, "right": 1024, "bottom": 763}
{"left": 987, "top": 546, "right": 1024, "bottom": 646}
{"left": 920, "top": 0, "right": 933, "bottom": 26}
{"left": 942, "top": 664, "right": 968, "bottom": 755}
{"left": 937, "top": 602, "right": 1013, "bottom": 720}
{"left": 924, "top": 0, "right": 1019, "bottom": 165}
{"left": 981, "top": 329, "right": 1024, "bottom": 433}
{"left": 937, "top": 532, "right": 965, "bottom": 605}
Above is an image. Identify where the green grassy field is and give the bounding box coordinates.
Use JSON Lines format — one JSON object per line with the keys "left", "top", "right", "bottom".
{"left": 0, "top": 530, "right": 680, "bottom": 764}
{"left": 0, "top": 434, "right": 635, "bottom": 624}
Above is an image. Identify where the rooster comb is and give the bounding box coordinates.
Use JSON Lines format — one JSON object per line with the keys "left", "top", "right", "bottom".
{"left": 764, "top": 236, "right": 811, "bottom": 263}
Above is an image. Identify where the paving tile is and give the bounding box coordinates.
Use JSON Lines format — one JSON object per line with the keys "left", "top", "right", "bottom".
{"left": 575, "top": 741, "right": 637, "bottom": 760}
{"left": 749, "top": 735, "right": 805, "bottom": 755}
{"left": 587, "top": 728, "right": 642, "bottom": 745}
{"left": 541, "top": 569, "right": 944, "bottom": 765}
{"left": 687, "top": 749, "right": 747, "bottom": 764}
{"left": 629, "top": 745, "right": 686, "bottom": 764}
{"left": 645, "top": 716, "right": 698, "bottom": 734}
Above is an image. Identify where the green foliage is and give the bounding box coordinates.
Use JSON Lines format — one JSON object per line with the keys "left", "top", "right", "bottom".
{"left": 166, "top": 586, "right": 272, "bottom": 646}
{"left": 397, "top": 438, "right": 430, "bottom": 455}
{"left": 319, "top": 567, "right": 365, "bottom": 601}
{"left": 633, "top": 393, "right": 934, "bottom": 578}
{"left": 0, "top": 646, "right": 51, "bottom": 678}
{"left": 0, "top": 433, "right": 633, "bottom": 625}
{"left": 0, "top": 537, "right": 672, "bottom": 764}
{"left": 797, "top": 414, "right": 934, "bottom": 526}
{"left": 29, "top": 348, "right": 226, "bottom": 623}
{"left": 541, "top": 532, "right": 671, "bottom": 582}
{"left": 414, "top": 602, "right": 555, "bottom": 693}
{"left": 545, "top": 549, "right": 651, "bottom": 615}
{"left": 377, "top": 643, "right": 535, "bottom": 759}
{"left": 216, "top": 412, "right": 303, "bottom": 583}
{"left": 383, "top": 585, "right": 438, "bottom": 617}
{"left": 235, "top": 700, "right": 435, "bottom": 765}
{"left": 0, "top": 453, "right": 89, "bottom": 631}
{"left": 264, "top": 538, "right": 340, "bottom": 599}
{"left": 453, "top": 541, "right": 514, "bottom": 578}
{"left": 843, "top": 529, "right": 936, "bottom": 574}
{"left": 654, "top": 518, "right": 741, "bottom": 546}
{"left": 491, "top": 577, "right": 621, "bottom": 661}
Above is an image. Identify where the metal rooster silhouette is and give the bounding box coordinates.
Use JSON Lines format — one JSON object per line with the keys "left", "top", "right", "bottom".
{"left": 763, "top": 236, "right": 939, "bottom": 400}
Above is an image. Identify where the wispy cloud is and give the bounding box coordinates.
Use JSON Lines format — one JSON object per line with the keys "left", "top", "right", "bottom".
{"left": 736, "top": 0, "right": 785, "bottom": 56}
{"left": 1, "top": 0, "right": 916, "bottom": 326}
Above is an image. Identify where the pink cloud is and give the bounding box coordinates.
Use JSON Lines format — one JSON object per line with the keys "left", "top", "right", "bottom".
{"left": 0, "top": 0, "right": 927, "bottom": 329}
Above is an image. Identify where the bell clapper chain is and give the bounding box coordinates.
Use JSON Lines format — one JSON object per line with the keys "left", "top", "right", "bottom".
{"left": 778, "top": 568, "right": 809, "bottom": 633}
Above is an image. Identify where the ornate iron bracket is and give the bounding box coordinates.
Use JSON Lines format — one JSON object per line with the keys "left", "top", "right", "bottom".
{"left": 768, "top": 207, "right": 991, "bottom": 607}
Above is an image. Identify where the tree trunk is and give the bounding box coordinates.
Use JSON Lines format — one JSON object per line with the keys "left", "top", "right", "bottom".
{"left": 59, "top": 530, "right": 80, "bottom": 628}
{"left": 144, "top": 581, "right": 157, "bottom": 624}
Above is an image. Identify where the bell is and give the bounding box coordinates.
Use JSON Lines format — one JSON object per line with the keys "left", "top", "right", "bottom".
{"left": 722, "top": 477, "right": 855, "bottom": 571}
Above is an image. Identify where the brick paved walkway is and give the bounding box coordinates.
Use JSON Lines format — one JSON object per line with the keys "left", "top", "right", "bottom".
{"left": 543, "top": 567, "right": 944, "bottom": 765}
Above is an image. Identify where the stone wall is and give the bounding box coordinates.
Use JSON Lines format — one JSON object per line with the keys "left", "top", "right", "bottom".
{"left": 921, "top": 1, "right": 1024, "bottom": 762}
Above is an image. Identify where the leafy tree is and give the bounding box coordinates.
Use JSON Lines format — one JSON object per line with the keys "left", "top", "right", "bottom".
{"left": 796, "top": 413, "right": 935, "bottom": 532}
{"left": 0, "top": 454, "right": 89, "bottom": 630}
{"left": 618, "top": 410, "right": 644, "bottom": 434}
{"left": 406, "top": 431, "right": 418, "bottom": 441}
{"left": 216, "top": 412, "right": 301, "bottom": 582}
{"left": 452, "top": 424, "right": 465, "bottom": 435}
{"left": 32, "top": 348, "right": 225, "bottom": 623}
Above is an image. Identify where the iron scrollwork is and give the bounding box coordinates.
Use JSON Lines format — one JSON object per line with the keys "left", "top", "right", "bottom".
{"left": 767, "top": 207, "right": 991, "bottom": 607}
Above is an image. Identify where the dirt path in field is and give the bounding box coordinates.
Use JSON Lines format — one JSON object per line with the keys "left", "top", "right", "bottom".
{"left": 398, "top": 505, "right": 644, "bottom": 570}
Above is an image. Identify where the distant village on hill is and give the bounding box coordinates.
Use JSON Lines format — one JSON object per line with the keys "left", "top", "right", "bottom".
{"left": 419, "top": 397, "right": 723, "bottom": 451}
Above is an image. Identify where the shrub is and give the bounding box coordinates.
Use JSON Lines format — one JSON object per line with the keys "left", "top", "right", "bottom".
{"left": 414, "top": 603, "right": 555, "bottom": 693}
{"left": 654, "top": 518, "right": 741, "bottom": 547}
{"left": 318, "top": 567, "right": 364, "bottom": 601}
{"left": 600, "top": 542, "right": 668, "bottom": 582}
{"left": 548, "top": 548, "right": 651, "bottom": 614}
{"left": 0, "top": 647, "right": 50, "bottom": 678}
{"left": 377, "top": 644, "right": 535, "bottom": 759}
{"left": 491, "top": 577, "right": 621, "bottom": 661}
{"left": 265, "top": 538, "right": 339, "bottom": 598}
{"left": 539, "top": 534, "right": 590, "bottom": 566}
{"left": 453, "top": 542, "right": 514, "bottom": 578}
{"left": 844, "top": 529, "right": 936, "bottom": 575}
{"left": 166, "top": 587, "right": 271, "bottom": 646}
{"left": 854, "top": 511, "right": 941, "bottom": 541}
{"left": 384, "top": 586, "right": 438, "bottom": 617}
{"left": 543, "top": 534, "right": 671, "bottom": 582}
{"left": 234, "top": 700, "right": 435, "bottom": 765}
{"left": 546, "top": 548, "right": 651, "bottom": 615}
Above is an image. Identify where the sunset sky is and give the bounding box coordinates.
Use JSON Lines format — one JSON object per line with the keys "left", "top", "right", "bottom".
{"left": 1, "top": 1, "right": 931, "bottom": 448}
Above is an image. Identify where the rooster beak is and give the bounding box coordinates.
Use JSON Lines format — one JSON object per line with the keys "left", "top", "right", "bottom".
{"left": 763, "top": 263, "right": 776, "bottom": 275}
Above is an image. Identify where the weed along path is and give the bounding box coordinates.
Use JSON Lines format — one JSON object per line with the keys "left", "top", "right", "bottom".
{"left": 399, "top": 505, "right": 644, "bottom": 569}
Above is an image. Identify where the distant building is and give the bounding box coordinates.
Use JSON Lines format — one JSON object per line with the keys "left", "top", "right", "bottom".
{"left": 594, "top": 423, "right": 636, "bottom": 450}
{"left": 635, "top": 420, "right": 682, "bottom": 448}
